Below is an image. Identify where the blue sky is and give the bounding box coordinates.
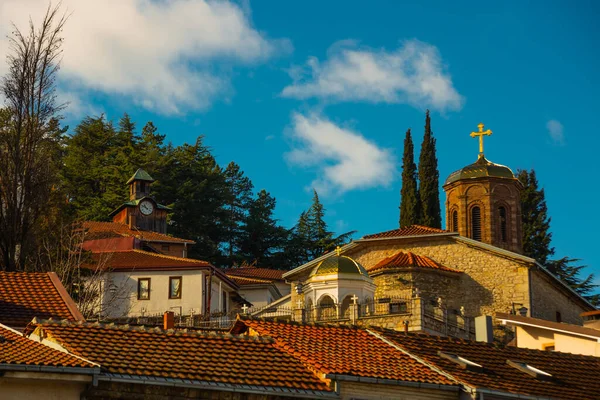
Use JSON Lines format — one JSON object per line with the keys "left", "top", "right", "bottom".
{"left": 1, "top": 1, "right": 599, "bottom": 280}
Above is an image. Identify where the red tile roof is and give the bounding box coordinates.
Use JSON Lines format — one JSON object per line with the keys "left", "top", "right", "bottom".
{"left": 34, "top": 321, "right": 331, "bottom": 394}
{"left": 86, "top": 250, "right": 238, "bottom": 289}
{"left": 0, "top": 272, "right": 84, "bottom": 329}
{"left": 222, "top": 266, "right": 285, "bottom": 282}
{"left": 230, "top": 318, "right": 454, "bottom": 386}
{"left": 377, "top": 329, "right": 600, "bottom": 400}
{"left": 363, "top": 225, "right": 450, "bottom": 239}
{"left": 227, "top": 276, "right": 274, "bottom": 286}
{"left": 368, "top": 251, "right": 462, "bottom": 274}
{"left": 83, "top": 221, "right": 194, "bottom": 244}
{"left": 0, "top": 324, "right": 95, "bottom": 369}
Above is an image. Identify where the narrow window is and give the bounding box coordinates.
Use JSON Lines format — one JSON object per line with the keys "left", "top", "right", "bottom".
{"left": 471, "top": 206, "right": 482, "bottom": 241}
{"left": 222, "top": 291, "right": 227, "bottom": 313}
{"left": 452, "top": 210, "right": 459, "bottom": 232}
{"left": 498, "top": 206, "right": 507, "bottom": 242}
{"left": 140, "top": 181, "right": 146, "bottom": 194}
{"left": 556, "top": 311, "right": 562, "bottom": 323}
{"left": 169, "top": 276, "right": 182, "bottom": 299}
{"left": 138, "top": 278, "right": 151, "bottom": 300}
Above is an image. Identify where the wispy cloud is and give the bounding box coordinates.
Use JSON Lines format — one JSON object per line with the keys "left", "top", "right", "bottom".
{"left": 546, "top": 120, "right": 565, "bottom": 145}
{"left": 0, "top": 0, "right": 290, "bottom": 116}
{"left": 282, "top": 39, "right": 463, "bottom": 112}
{"left": 285, "top": 113, "right": 396, "bottom": 195}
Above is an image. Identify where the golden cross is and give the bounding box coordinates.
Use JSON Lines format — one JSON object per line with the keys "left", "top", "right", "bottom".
{"left": 470, "top": 123, "right": 492, "bottom": 154}
{"left": 335, "top": 246, "right": 342, "bottom": 256}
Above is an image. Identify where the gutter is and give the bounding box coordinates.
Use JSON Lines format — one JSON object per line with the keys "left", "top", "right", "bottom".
{"left": 98, "top": 374, "right": 338, "bottom": 399}
{"left": 0, "top": 363, "right": 100, "bottom": 376}
{"left": 325, "top": 374, "right": 459, "bottom": 392}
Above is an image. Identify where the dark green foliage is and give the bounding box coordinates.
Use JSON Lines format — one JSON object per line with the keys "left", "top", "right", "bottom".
{"left": 418, "top": 110, "right": 441, "bottom": 228}
{"left": 222, "top": 162, "right": 254, "bottom": 265}
{"left": 284, "top": 190, "right": 355, "bottom": 266}
{"left": 237, "top": 189, "right": 288, "bottom": 268}
{"left": 518, "top": 169, "right": 555, "bottom": 265}
{"left": 153, "top": 137, "right": 229, "bottom": 262}
{"left": 399, "top": 128, "right": 420, "bottom": 228}
{"left": 547, "top": 257, "right": 599, "bottom": 306}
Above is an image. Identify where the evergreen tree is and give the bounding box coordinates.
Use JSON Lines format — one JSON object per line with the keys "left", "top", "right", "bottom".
{"left": 238, "top": 189, "right": 288, "bottom": 268}
{"left": 399, "top": 128, "right": 420, "bottom": 228}
{"left": 153, "top": 136, "right": 229, "bottom": 263}
{"left": 418, "top": 110, "right": 442, "bottom": 228}
{"left": 547, "top": 257, "right": 599, "bottom": 306}
{"left": 517, "top": 169, "right": 555, "bottom": 265}
{"left": 63, "top": 116, "right": 129, "bottom": 221}
{"left": 222, "top": 162, "right": 254, "bottom": 265}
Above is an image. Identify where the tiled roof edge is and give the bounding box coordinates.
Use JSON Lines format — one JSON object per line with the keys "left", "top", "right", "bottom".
{"left": 46, "top": 272, "right": 85, "bottom": 322}
{"left": 0, "top": 363, "right": 100, "bottom": 375}
{"left": 98, "top": 374, "right": 337, "bottom": 397}
{"left": 325, "top": 374, "right": 459, "bottom": 392}
{"left": 365, "top": 329, "right": 471, "bottom": 391}
{"left": 357, "top": 232, "right": 458, "bottom": 242}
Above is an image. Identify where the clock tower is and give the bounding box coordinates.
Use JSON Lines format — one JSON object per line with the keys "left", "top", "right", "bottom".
{"left": 109, "top": 168, "right": 170, "bottom": 233}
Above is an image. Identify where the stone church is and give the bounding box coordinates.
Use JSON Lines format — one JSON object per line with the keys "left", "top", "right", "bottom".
{"left": 276, "top": 123, "right": 594, "bottom": 337}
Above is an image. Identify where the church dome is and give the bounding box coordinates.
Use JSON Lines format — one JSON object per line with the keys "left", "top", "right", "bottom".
{"left": 444, "top": 155, "right": 515, "bottom": 186}
{"left": 310, "top": 253, "right": 369, "bottom": 277}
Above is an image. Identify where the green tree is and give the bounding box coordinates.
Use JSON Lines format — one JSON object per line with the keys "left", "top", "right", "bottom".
{"left": 153, "top": 137, "right": 229, "bottom": 263}
{"left": 222, "top": 162, "right": 254, "bottom": 265}
{"left": 418, "top": 110, "right": 441, "bottom": 228}
{"left": 517, "top": 169, "right": 554, "bottom": 265}
{"left": 399, "top": 128, "right": 420, "bottom": 228}
{"left": 0, "top": 5, "right": 68, "bottom": 270}
{"left": 63, "top": 116, "right": 129, "bottom": 220}
{"left": 238, "top": 189, "right": 288, "bottom": 268}
{"left": 547, "top": 257, "right": 599, "bottom": 306}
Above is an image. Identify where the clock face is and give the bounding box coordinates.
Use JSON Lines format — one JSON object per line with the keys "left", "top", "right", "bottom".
{"left": 139, "top": 200, "right": 154, "bottom": 216}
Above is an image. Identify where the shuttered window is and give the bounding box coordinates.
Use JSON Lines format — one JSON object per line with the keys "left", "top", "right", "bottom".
{"left": 452, "top": 210, "right": 459, "bottom": 232}
{"left": 471, "top": 206, "right": 482, "bottom": 241}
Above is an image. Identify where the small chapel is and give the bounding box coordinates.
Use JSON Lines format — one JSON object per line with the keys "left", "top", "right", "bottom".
{"left": 265, "top": 122, "right": 595, "bottom": 338}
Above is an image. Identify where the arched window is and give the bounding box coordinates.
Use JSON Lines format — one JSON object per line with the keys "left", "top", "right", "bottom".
{"left": 471, "top": 206, "right": 482, "bottom": 241}
{"left": 452, "top": 210, "right": 459, "bottom": 232}
{"left": 498, "top": 206, "right": 507, "bottom": 242}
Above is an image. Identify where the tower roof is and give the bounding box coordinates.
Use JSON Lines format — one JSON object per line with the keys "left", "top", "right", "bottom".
{"left": 126, "top": 168, "right": 154, "bottom": 184}
{"left": 310, "top": 254, "right": 369, "bottom": 277}
{"left": 444, "top": 155, "right": 516, "bottom": 186}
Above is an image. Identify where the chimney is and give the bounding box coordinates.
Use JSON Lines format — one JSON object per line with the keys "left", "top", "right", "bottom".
{"left": 163, "top": 311, "right": 174, "bottom": 330}
{"left": 475, "top": 315, "right": 493, "bottom": 343}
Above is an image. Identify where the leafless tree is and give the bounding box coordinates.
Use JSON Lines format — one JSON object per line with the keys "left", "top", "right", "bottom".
{"left": 0, "top": 4, "right": 67, "bottom": 271}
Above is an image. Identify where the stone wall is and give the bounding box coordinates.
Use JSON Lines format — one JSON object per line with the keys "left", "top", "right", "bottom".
{"left": 530, "top": 268, "right": 585, "bottom": 325}
{"left": 348, "top": 237, "right": 531, "bottom": 320}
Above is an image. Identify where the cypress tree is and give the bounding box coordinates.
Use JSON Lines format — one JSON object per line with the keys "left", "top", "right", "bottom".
{"left": 518, "top": 169, "right": 554, "bottom": 265}
{"left": 399, "top": 128, "right": 420, "bottom": 227}
{"left": 418, "top": 110, "right": 442, "bottom": 228}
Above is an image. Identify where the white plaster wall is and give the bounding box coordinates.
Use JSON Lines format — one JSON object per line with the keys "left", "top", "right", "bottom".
{"left": 0, "top": 378, "right": 87, "bottom": 400}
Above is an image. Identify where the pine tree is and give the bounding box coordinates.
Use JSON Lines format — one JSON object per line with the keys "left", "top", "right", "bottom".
{"left": 238, "top": 189, "right": 287, "bottom": 268}
{"left": 517, "top": 169, "right": 555, "bottom": 265}
{"left": 399, "top": 128, "right": 420, "bottom": 227}
{"left": 418, "top": 110, "right": 442, "bottom": 228}
{"left": 222, "top": 162, "right": 254, "bottom": 265}
{"left": 547, "top": 257, "right": 599, "bottom": 306}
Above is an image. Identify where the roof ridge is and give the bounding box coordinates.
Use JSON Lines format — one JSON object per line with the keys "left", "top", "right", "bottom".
{"left": 130, "top": 249, "right": 209, "bottom": 264}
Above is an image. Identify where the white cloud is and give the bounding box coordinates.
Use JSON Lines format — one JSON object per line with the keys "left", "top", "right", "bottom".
{"left": 546, "top": 120, "right": 565, "bottom": 145}
{"left": 0, "top": 0, "right": 289, "bottom": 115}
{"left": 285, "top": 113, "right": 396, "bottom": 195}
{"left": 282, "top": 39, "right": 463, "bottom": 112}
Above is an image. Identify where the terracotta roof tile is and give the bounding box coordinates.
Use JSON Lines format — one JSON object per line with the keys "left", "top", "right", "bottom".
{"left": 368, "top": 251, "right": 462, "bottom": 274}
{"left": 35, "top": 321, "right": 331, "bottom": 393}
{"left": 222, "top": 266, "right": 284, "bottom": 282}
{"left": 363, "top": 225, "right": 449, "bottom": 239}
{"left": 227, "top": 276, "right": 274, "bottom": 286}
{"left": 231, "top": 318, "right": 454, "bottom": 386}
{"left": 89, "top": 249, "right": 212, "bottom": 271}
{"left": 0, "top": 272, "right": 84, "bottom": 329}
{"left": 83, "top": 221, "right": 194, "bottom": 243}
{"left": 0, "top": 324, "right": 94, "bottom": 368}
{"left": 378, "top": 329, "right": 600, "bottom": 400}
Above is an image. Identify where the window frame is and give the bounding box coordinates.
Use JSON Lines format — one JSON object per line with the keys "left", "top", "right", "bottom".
{"left": 137, "top": 278, "right": 151, "bottom": 300}
{"left": 470, "top": 205, "right": 482, "bottom": 241}
{"left": 169, "top": 276, "right": 182, "bottom": 299}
